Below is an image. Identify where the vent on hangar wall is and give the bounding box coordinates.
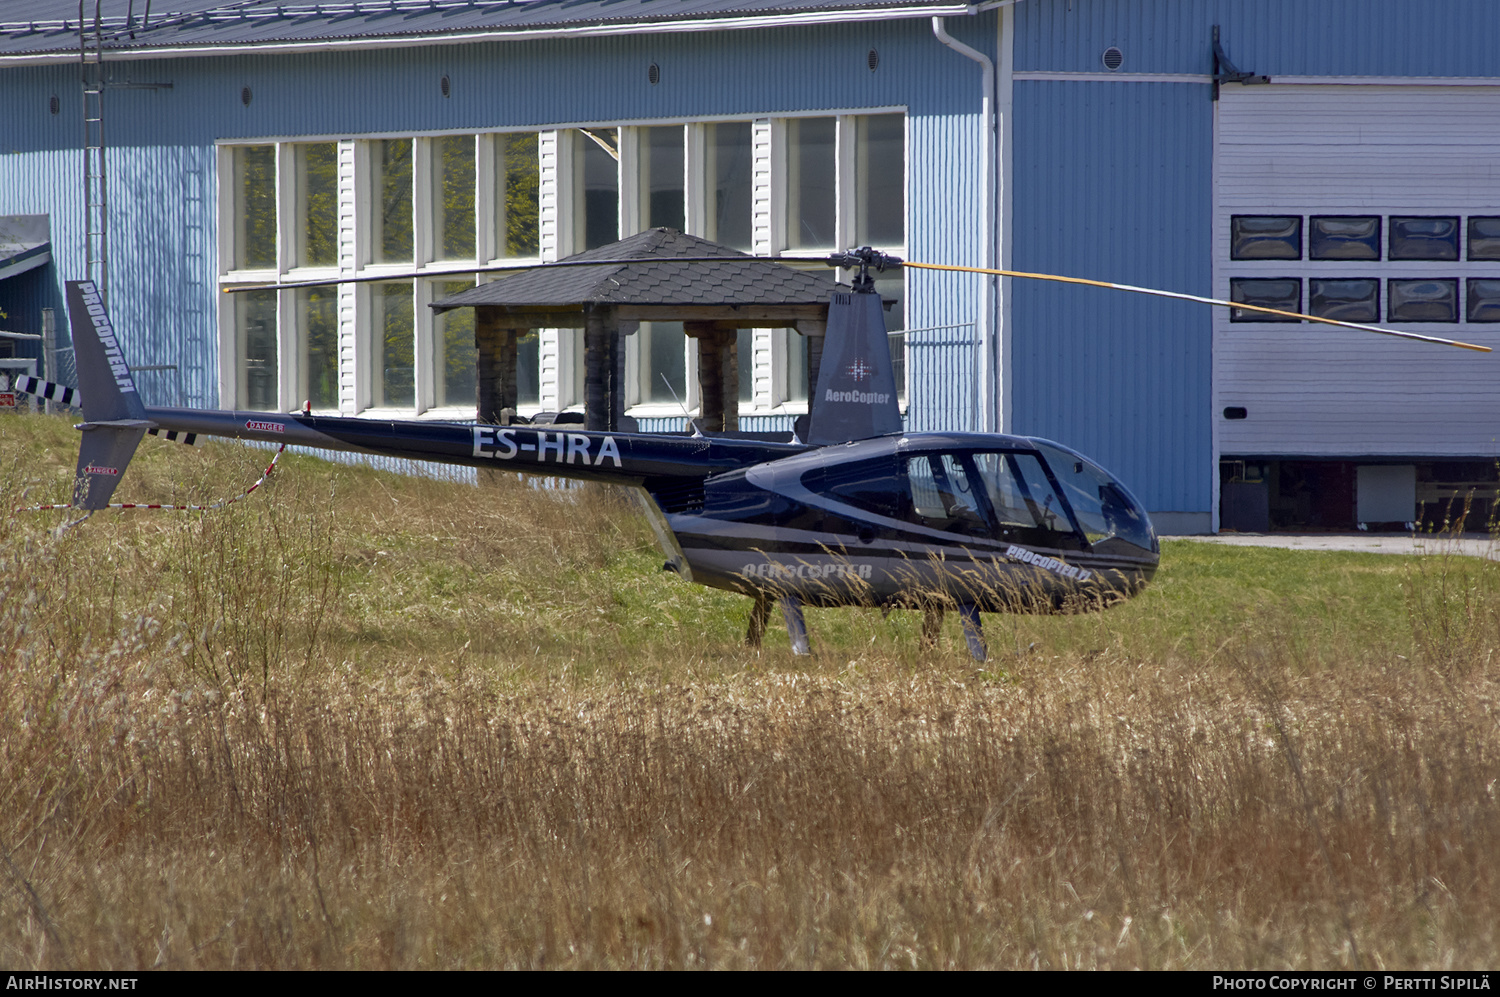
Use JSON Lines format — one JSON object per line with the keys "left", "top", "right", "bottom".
{"left": 441, "top": 75, "right": 451, "bottom": 97}
{"left": 648, "top": 63, "right": 660, "bottom": 85}
{"left": 241, "top": 86, "right": 252, "bottom": 106}
{"left": 868, "top": 49, "right": 880, "bottom": 72}
{"left": 1102, "top": 46, "right": 1124, "bottom": 71}
{"left": 49, "top": 94, "right": 59, "bottom": 115}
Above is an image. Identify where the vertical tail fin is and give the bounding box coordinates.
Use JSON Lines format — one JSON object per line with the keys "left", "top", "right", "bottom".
{"left": 806, "top": 288, "right": 903, "bottom": 445}
{"left": 67, "top": 280, "right": 146, "bottom": 423}
{"left": 66, "top": 280, "right": 147, "bottom": 509}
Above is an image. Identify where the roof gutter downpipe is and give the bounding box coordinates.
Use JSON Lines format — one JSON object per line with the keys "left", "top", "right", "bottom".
{"left": 932, "top": 14, "right": 997, "bottom": 434}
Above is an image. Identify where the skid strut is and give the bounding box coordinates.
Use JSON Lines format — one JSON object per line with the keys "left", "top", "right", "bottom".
{"left": 746, "top": 594, "right": 771, "bottom": 647}
{"left": 780, "top": 596, "right": 812, "bottom": 656}
{"left": 959, "top": 603, "right": 987, "bottom": 662}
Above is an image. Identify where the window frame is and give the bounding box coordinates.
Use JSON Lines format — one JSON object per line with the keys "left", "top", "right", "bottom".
{"left": 219, "top": 129, "right": 544, "bottom": 417}
{"left": 216, "top": 108, "right": 908, "bottom": 420}
{"left": 1224, "top": 209, "right": 1495, "bottom": 330}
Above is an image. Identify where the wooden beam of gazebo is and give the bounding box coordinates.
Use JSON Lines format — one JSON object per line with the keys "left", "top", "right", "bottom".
{"left": 431, "top": 229, "right": 838, "bottom": 433}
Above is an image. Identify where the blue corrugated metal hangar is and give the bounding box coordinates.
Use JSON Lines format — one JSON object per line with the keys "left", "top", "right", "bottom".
{"left": 3, "top": 0, "right": 1499, "bottom": 534}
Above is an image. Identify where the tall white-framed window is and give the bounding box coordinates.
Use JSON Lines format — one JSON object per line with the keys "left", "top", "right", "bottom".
{"left": 703, "top": 121, "right": 755, "bottom": 252}
{"left": 487, "top": 132, "right": 541, "bottom": 261}
{"left": 431, "top": 136, "right": 477, "bottom": 263}
{"left": 370, "top": 138, "right": 415, "bottom": 266}
{"left": 367, "top": 280, "right": 416, "bottom": 409}
{"left": 431, "top": 279, "right": 476, "bottom": 409}
{"left": 295, "top": 286, "right": 339, "bottom": 410}
{"left": 292, "top": 143, "right": 338, "bottom": 270}
{"left": 232, "top": 287, "right": 278, "bottom": 411}
{"left": 230, "top": 145, "right": 277, "bottom": 274}
{"left": 571, "top": 127, "right": 620, "bottom": 251}
{"left": 784, "top": 116, "right": 839, "bottom": 252}
{"left": 639, "top": 124, "right": 686, "bottom": 232}
{"left": 758, "top": 112, "right": 907, "bottom": 414}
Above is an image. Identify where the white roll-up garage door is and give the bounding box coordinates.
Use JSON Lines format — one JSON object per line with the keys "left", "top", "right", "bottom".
{"left": 1214, "top": 84, "right": 1500, "bottom": 458}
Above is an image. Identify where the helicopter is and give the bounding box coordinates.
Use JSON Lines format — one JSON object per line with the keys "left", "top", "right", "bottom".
{"left": 28, "top": 245, "right": 1488, "bottom": 661}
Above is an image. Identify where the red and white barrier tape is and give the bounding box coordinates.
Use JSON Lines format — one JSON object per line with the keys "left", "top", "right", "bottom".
{"left": 20, "top": 445, "right": 285, "bottom": 516}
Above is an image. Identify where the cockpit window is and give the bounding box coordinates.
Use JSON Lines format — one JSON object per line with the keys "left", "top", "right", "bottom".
{"left": 1030, "top": 441, "right": 1155, "bottom": 551}
{"left": 907, "top": 456, "right": 946, "bottom": 519}
{"left": 905, "top": 455, "right": 991, "bottom": 538}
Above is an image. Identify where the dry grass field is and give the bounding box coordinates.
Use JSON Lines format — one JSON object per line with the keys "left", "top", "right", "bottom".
{"left": 2, "top": 412, "right": 1497, "bottom": 970}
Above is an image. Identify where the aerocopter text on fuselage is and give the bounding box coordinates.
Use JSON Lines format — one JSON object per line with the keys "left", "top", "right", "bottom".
{"left": 45, "top": 250, "right": 1164, "bottom": 662}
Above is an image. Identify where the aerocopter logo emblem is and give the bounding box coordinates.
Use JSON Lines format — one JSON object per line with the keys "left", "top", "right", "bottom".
{"left": 846, "top": 358, "right": 873, "bottom": 382}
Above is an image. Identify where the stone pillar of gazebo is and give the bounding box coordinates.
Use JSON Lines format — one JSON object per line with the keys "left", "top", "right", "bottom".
{"left": 687, "top": 322, "right": 739, "bottom": 433}
{"left": 475, "top": 307, "right": 521, "bottom": 424}
{"left": 584, "top": 309, "right": 625, "bottom": 431}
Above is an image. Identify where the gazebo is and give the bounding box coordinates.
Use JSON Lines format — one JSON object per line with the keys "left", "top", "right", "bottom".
{"left": 430, "top": 229, "right": 839, "bottom": 433}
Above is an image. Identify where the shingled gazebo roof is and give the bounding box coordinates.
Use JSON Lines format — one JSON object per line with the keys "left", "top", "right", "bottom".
{"left": 430, "top": 228, "right": 841, "bottom": 313}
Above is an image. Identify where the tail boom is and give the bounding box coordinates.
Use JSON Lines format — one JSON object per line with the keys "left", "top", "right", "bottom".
{"left": 142, "top": 406, "right": 806, "bottom": 486}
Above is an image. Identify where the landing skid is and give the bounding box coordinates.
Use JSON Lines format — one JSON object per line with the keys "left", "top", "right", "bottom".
{"left": 746, "top": 595, "right": 987, "bottom": 661}
{"left": 958, "top": 603, "right": 987, "bottom": 662}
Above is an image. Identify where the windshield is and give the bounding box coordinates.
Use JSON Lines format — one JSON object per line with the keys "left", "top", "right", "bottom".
{"left": 1029, "top": 441, "right": 1156, "bottom": 551}
{"left": 970, "top": 452, "right": 1065, "bottom": 533}
{"left": 910, "top": 450, "right": 1084, "bottom": 548}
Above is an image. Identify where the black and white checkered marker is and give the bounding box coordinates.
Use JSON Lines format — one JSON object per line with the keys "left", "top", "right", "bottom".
{"left": 146, "top": 427, "right": 200, "bottom": 445}
{"left": 11, "top": 374, "right": 81, "bottom": 409}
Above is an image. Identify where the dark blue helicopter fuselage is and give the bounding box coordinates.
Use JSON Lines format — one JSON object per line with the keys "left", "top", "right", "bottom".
{"left": 134, "top": 410, "right": 1156, "bottom": 613}
{"left": 666, "top": 432, "right": 1159, "bottom": 611}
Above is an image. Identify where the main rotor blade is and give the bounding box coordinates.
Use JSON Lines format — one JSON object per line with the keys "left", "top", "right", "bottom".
{"left": 220, "top": 255, "right": 803, "bottom": 293}
{"left": 221, "top": 246, "right": 1491, "bottom": 355}
{"left": 902, "top": 261, "right": 1491, "bottom": 353}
